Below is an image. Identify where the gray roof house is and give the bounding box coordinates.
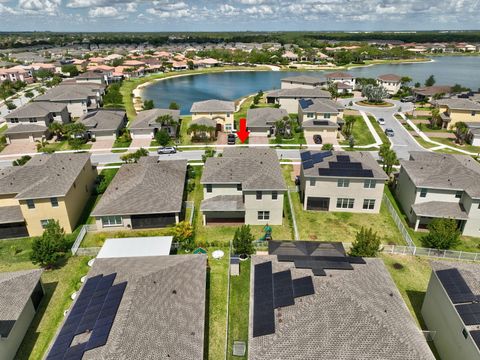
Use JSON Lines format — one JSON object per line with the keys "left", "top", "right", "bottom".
{"left": 280, "top": 75, "right": 327, "bottom": 89}
{"left": 45, "top": 255, "right": 206, "bottom": 360}
{"left": 266, "top": 88, "right": 331, "bottom": 113}
{"left": 422, "top": 261, "right": 480, "bottom": 360}
{"left": 300, "top": 151, "right": 388, "bottom": 213}
{"left": 190, "top": 99, "right": 236, "bottom": 133}
{"left": 91, "top": 157, "right": 187, "bottom": 230}
{"left": 0, "top": 269, "right": 44, "bottom": 360}
{"left": 465, "top": 122, "right": 480, "bottom": 146}
{"left": 78, "top": 109, "right": 127, "bottom": 140}
{"left": 201, "top": 148, "right": 286, "bottom": 225}
{"left": 129, "top": 108, "right": 180, "bottom": 139}
{"left": 395, "top": 151, "right": 480, "bottom": 237}
{"left": 246, "top": 107, "right": 288, "bottom": 134}
{"left": 190, "top": 99, "right": 235, "bottom": 113}
{"left": 248, "top": 241, "right": 434, "bottom": 360}
{"left": 298, "top": 98, "right": 344, "bottom": 133}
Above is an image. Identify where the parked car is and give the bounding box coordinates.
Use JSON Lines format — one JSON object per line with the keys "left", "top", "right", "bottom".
{"left": 157, "top": 146, "right": 177, "bottom": 154}
{"left": 401, "top": 96, "right": 414, "bottom": 103}
{"left": 227, "top": 133, "right": 236, "bottom": 145}
{"left": 377, "top": 118, "right": 385, "bottom": 125}
{"left": 385, "top": 128, "right": 395, "bottom": 137}
{"left": 313, "top": 134, "right": 323, "bottom": 144}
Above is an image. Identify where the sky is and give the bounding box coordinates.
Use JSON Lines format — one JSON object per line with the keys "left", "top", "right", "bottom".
{"left": 0, "top": 0, "right": 479, "bottom": 32}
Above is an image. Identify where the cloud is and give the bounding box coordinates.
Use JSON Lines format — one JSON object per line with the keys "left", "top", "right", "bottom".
{"left": 88, "top": 6, "right": 120, "bottom": 17}
{"left": 18, "top": 0, "right": 61, "bottom": 14}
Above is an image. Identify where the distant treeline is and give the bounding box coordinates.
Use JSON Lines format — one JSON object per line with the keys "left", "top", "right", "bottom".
{"left": 1, "top": 31, "right": 480, "bottom": 48}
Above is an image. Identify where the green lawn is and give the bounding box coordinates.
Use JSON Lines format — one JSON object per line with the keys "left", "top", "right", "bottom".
{"left": 206, "top": 247, "right": 230, "bottom": 360}
{"left": 41, "top": 140, "right": 92, "bottom": 152}
{"left": 112, "top": 137, "right": 132, "bottom": 149}
{"left": 339, "top": 115, "right": 376, "bottom": 146}
{"left": 0, "top": 238, "right": 91, "bottom": 360}
{"left": 368, "top": 115, "right": 389, "bottom": 145}
{"left": 428, "top": 136, "right": 480, "bottom": 154}
{"left": 81, "top": 228, "right": 174, "bottom": 248}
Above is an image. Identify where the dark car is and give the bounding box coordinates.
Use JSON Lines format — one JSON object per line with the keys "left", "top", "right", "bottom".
{"left": 227, "top": 133, "right": 236, "bottom": 145}
{"left": 313, "top": 134, "right": 323, "bottom": 144}
{"left": 401, "top": 96, "right": 414, "bottom": 103}
{"left": 385, "top": 128, "right": 395, "bottom": 137}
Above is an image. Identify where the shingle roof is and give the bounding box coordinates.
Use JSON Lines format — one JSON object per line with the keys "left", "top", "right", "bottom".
{"left": 129, "top": 108, "right": 180, "bottom": 130}
{"left": 412, "top": 201, "right": 469, "bottom": 220}
{"left": 377, "top": 74, "right": 402, "bottom": 82}
{"left": 248, "top": 256, "right": 435, "bottom": 360}
{"left": 201, "top": 195, "right": 245, "bottom": 211}
{"left": 281, "top": 75, "right": 327, "bottom": 85}
{"left": 4, "top": 123, "right": 47, "bottom": 135}
{"left": 5, "top": 102, "right": 67, "bottom": 119}
{"left": 0, "top": 153, "right": 91, "bottom": 200}
{"left": 325, "top": 71, "right": 354, "bottom": 79}
{"left": 435, "top": 98, "right": 480, "bottom": 111}
{"left": 431, "top": 261, "right": 480, "bottom": 296}
{"left": 413, "top": 86, "right": 452, "bottom": 97}
{"left": 299, "top": 98, "right": 343, "bottom": 113}
{"left": 246, "top": 108, "right": 288, "bottom": 128}
{"left": 35, "top": 83, "right": 104, "bottom": 102}
{"left": 55, "top": 255, "right": 206, "bottom": 360}
{"left": 190, "top": 99, "right": 235, "bottom": 113}
{"left": 0, "top": 269, "right": 43, "bottom": 337}
{"left": 91, "top": 157, "right": 187, "bottom": 217}
{"left": 201, "top": 148, "right": 286, "bottom": 191}
{"left": 0, "top": 205, "right": 24, "bottom": 224}
{"left": 267, "top": 88, "right": 331, "bottom": 99}
{"left": 400, "top": 152, "right": 480, "bottom": 198}
{"left": 79, "top": 109, "right": 126, "bottom": 132}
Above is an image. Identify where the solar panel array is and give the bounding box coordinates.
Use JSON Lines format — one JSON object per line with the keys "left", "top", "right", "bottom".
{"left": 46, "top": 273, "right": 127, "bottom": 360}
{"left": 253, "top": 262, "right": 315, "bottom": 338}
{"left": 471, "top": 330, "right": 480, "bottom": 349}
{"left": 301, "top": 151, "right": 333, "bottom": 171}
{"left": 455, "top": 303, "right": 480, "bottom": 325}
{"left": 300, "top": 151, "right": 375, "bottom": 178}
{"left": 436, "top": 269, "right": 478, "bottom": 304}
{"left": 318, "top": 168, "right": 374, "bottom": 178}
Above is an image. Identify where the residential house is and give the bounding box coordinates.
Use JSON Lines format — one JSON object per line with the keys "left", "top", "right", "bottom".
{"left": 248, "top": 240, "right": 435, "bottom": 360}
{"left": 4, "top": 102, "right": 70, "bottom": 144}
{"left": 266, "top": 88, "right": 331, "bottom": 113}
{"left": 190, "top": 99, "right": 235, "bottom": 132}
{"left": 299, "top": 151, "right": 387, "bottom": 213}
{"left": 0, "top": 269, "right": 44, "bottom": 360}
{"left": 74, "top": 70, "right": 109, "bottom": 85}
{"left": 298, "top": 98, "right": 344, "bottom": 139}
{"left": 412, "top": 85, "right": 452, "bottom": 102}
{"left": 0, "top": 153, "right": 97, "bottom": 238}
{"left": 395, "top": 152, "right": 480, "bottom": 236}
{"left": 434, "top": 98, "right": 480, "bottom": 129}
{"left": 78, "top": 109, "right": 127, "bottom": 140}
{"left": 0, "top": 66, "right": 34, "bottom": 84}
{"left": 246, "top": 107, "right": 288, "bottom": 135}
{"left": 91, "top": 158, "right": 187, "bottom": 230}
{"left": 34, "top": 83, "right": 105, "bottom": 118}
{"left": 200, "top": 148, "right": 286, "bottom": 225}
{"left": 280, "top": 75, "right": 328, "bottom": 89}
{"left": 281, "top": 51, "right": 298, "bottom": 62}
{"left": 129, "top": 108, "right": 180, "bottom": 139}
{"left": 325, "top": 72, "right": 356, "bottom": 93}
{"left": 45, "top": 254, "right": 206, "bottom": 359}
{"left": 422, "top": 262, "right": 480, "bottom": 360}
{"left": 466, "top": 123, "right": 480, "bottom": 146}
{"left": 377, "top": 74, "right": 402, "bottom": 95}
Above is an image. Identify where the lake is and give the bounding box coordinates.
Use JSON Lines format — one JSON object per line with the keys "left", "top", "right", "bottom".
{"left": 141, "top": 56, "right": 480, "bottom": 114}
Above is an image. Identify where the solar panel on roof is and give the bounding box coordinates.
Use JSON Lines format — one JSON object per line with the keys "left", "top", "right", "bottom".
{"left": 253, "top": 262, "right": 275, "bottom": 337}
{"left": 316, "top": 260, "right": 354, "bottom": 270}
{"left": 292, "top": 277, "right": 315, "bottom": 297}
{"left": 318, "top": 168, "right": 374, "bottom": 178}
{"left": 273, "top": 270, "right": 295, "bottom": 308}
{"left": 303, "top": 160, "right": 314, "bottom": 170}
{"left": 329, "top": 161, "right": 363, "bottom": 169}
{"left": 471, "top": 330, "right": 480, "bottom": 349}
{"left": 337, "top": 155, "right": 350, "bottom": 162}
{"left": 300, "top": 151, "right": 312, "bottom": 162}
{"left": 455, "top": 303, "right": 480, "bottom": 325}
{"left": 436, "top": 268, "right": 476, "bottom": 304}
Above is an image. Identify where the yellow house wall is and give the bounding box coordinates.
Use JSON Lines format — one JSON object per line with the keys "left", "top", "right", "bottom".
{"left": 447, "top": 109, "right": 480, "bottom": 129}
{"left": 0, "top": 194, "right": 19, "bottom": 207}
{"left": 191, "top": 112, "right": 234, "bottom": 129}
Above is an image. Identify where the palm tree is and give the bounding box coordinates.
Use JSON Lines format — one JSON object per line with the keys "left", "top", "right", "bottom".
{"left": 328, "top": 83, "right": 339, "bottom": 100}
{"left": 454, "top": 122, "right": 469, "bottom": 145}
{"left": 429, "top": 108, "right": 441, "bottom": 129}
{"left": 187, "top": 123, "right": 215, "bottom": 140}
{"left": 342, "top": 115, "right": 357, "bottom": 138}
{"left": 35, "top": 138, "right": 50, "bottom": 152}
{"left": 379, "top": 143, "right": 397, "bottom": 176}
{"left": 48, "top": 122, "right": 65, "bottom": 140}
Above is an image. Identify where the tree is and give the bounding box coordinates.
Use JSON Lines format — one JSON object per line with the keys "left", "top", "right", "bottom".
{"left": 421, "top": 218, "right": 461, "bottom": 250}
{"left": 379, "top": 143, "right": 398, "bottom": 176}
{"left": 425, "top": 75, "right": 436, "bottom": 87}
{"left": 5, "top": 101, "right": 16, "bottom": 110}
{"left": 35, "top": 138, "right": 50, "bottom": 152}
{"left": 35, "top": 69, "right": 53, "bottom": 83}
{"left": 12, "top": 155, "right": 31, "bottom": 166}
{"left": 454, "top": 122, "right": 469, "bottom": 145}
{"left": 429, "top": 108, "right": 441, "bottom": 129}
{"left": 414, "top": 82, "right": 421, "bottom": 88}
{"left": 451, "top": 84, "right": 470, "bottom": 94}
{"left": 143, "top": 99, "right": 154, "bottom": 110}
{"left": 30, "top": 220, "right": 69, "bottom": 268}
{"left": 61, "top": 64, "right": 79, "bottom": 77}
{"left": 321, "top": 143, "right": 334, "bottom": 150}
{"left": 48, "top": 122, "right": 65, "bottom": 140}
{"left": 188, "top": 123, "right": 216, "bottom": 141}
{"left": 187, "top": 60, "right": 194, "bottom": 70}
{"left": 361, "top": 84, "right": 388, "bottom": 103}
{"left": 169, "top": 102, "right": 180, "bottom": 110}
{"left": 120, "top": 148, "right": 149, "bottom": 163}
{"left": 349, "top": 227, "right": 381, "bottom": 257}
{"left": 342, "top": 115, "right": 357, "bottom": 138}
{"left": 25, "top": 91, "right": 34, "bottom": 98}
{"left": 64, "top": 122, "right": 87, "bottom": 138}
{"left": 155, "top": 129, "right": 170, "bottom": 146}
{"left": 400, "top": 76, "right": 412, "bottom": 86}
{"left": 328, "top": 82, "right": 338, "bottom": 100}
{"left": 233, "top": 225, "right": 255, "bottom": 257}
{"left": 172, "top": 221, "right": 194, "bottom": 250}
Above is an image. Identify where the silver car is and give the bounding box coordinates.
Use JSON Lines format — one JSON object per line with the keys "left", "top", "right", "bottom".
{"left": 157, "top": 146, "right": 177, "bottom": 154}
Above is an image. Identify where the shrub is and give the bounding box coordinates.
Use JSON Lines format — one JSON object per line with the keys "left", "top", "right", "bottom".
{"left": 321, "top": 143, "right": 334, "bottom": 150}
{"left": 349, "top": 227, "right": 381, "bottom": 257}
{"left": 30, "top": 220, "right": 69, "bottom": 268}
{"left": 155, "top": 129, "right": 170, "bottom": 146}
{"left": 233, "top": 225, "right": 255, "bottom": 256}
{"left": 5, "top": 101, "right": 16, "bottom": 110}
{"left": 173, "top": 221, "right": 194, "bottom": 251}
{"left": 421, "top": 218, "right": 461, "bottom": 250}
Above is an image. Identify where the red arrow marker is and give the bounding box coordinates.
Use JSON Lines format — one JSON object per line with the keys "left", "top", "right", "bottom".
{"left": 237, "top": 117, "right": 250, "bottom": 143}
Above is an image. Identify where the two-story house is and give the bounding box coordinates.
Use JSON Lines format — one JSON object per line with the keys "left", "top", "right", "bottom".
{"left": 129, "top": 108, "right": 180, "bottom": 139}
{"left": 377, "top": 74, "right": 402, "bottom": 95}
{"left": 395, "top": 152, "right": 480, "bottom": 236}
{"left": 190, "top": 99, "right": 235, "bottom": 132}
{"left": 325, "top": 72, "right": 356, "bottom": 93}
{"left": 4, "top": 102, "right": 70, "bottom": 144}
{"left": 280, "top": 75, "right": 327, "bottom": 89}
{"left": 200, "top": 148, "right": 286, "bottom": 225}
{"left": 299, "top": 150, "right": 388, "bottom": 213}
{"left": 434, "top": 98, "right": 480, "bottom": 129}
{"left": 0, "top": 153, "right": 97, "bottom": 238}
{"left": 298, "top": 98, "right": 344, "bottom": 140}
{"left": 266, "top": 88, "right": 331, "bottom": 113}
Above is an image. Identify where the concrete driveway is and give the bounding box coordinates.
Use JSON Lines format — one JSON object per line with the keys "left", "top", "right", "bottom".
{"left": 0, "top": 140, "right": 37, "bottom": 156}
{"left": 249, "top": 135, "right": 269, "bottom": 144}
{"left": 305, "top": 132, "right": 338, "bottom": 147}
{"left": 338, "top": 97, "right": 425, "bottom": 160}
{"left": 129, "top": 137, "right": 152, "bottom": 149}
{"left": 91, "top": 138, "right": 115, "bottom": 151}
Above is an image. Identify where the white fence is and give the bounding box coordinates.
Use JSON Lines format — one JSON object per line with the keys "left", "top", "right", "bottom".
{"left": 382, "top": 193, "right": 416, "bottom": 250}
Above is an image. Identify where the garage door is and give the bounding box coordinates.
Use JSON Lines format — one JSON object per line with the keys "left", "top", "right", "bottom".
{"left": 0, "top": 222, "right": 29, "bottom": 240}
{"left": 306, "top": 197, "right": 330, "bottom": 211}
{"left": 131, "top": 214, "right": 176, "bottom": 229}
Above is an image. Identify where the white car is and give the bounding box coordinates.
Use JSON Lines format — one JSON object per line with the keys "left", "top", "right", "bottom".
{"left": 157, "top": 146, "right": 177, "bottom": 154}
{"left": 377, "top": 118, "right": 385, "bottom": 125}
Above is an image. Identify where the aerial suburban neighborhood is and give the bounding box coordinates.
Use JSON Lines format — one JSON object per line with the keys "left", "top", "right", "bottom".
{"left": 0, "top": 27, "right": 480, "bottom": 360}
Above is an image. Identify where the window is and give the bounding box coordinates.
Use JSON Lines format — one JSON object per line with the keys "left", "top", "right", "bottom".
{"left": 324, "top": 113, "right": 331, "bottom": 119}
{"left": 336, "top": 198, "right": 354, "bottom": 209}
{"left": 40, "top": 219, "right": 51, "bottom": 229}
{"left": 237, "top": 184, "right": 242, "bottom": 191}
{"left": 363, "top": 199, "right": 376, "bottom": 210}
{"left": 102, "top": 216, "right": 122, "bottom": 227}
{"left": 256, "top": 191, "right": 262, "bottom": 200}
{"left": 472, "top": 111, "right": 476, "bottom": 116}
{"left": 50, "top": 197, "right": 58, "bottom": 207}
{"left": 206, "top": 184, "right": 212, "bottom": 193}
{"left": 364, "top": 179, "right": 376, "bottom": 189}
{"left": 257, "top": 211, "right": 270, "bottom": 220}
{"left": 272, "top": 191, "right": 278, "bottom": 200}
{"left": 455, "top": 191, "right": 462, "bottom": 199}
{"left": 419, "top": 188, "right": 428, "bottom": 198}
{"left": 225, "top": 124, "right": 232, "bottom": 131}
{"left": 310, "top": 179, "right": 316, "bottom": 186}
{"left": 478, "top": 202, "right": 480, "bottom": 209}
{"left": 337, "top": 179, "right": 350, "bottom": 188}
{"left": 307, "top": 113, "right": 314, "bottom": 118}
{"left": 26, "top": 199, "right": 35, "bottom": 209}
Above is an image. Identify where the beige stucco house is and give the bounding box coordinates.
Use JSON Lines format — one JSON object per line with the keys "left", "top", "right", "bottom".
{"left": 200, "top": 148, "right": 286, "bottom": 225}
{"left": 190, "top": 99, "right": 235, "bottom": 132}
{"left": 266, "top": 88, "right": 331, "bottom": 113}
{"left": 395, "top": 152, "right": 480, "bottom": 237}
{"left": 435, "top": 98, "right": 480, "bottom": 129}
{"left": 377, "top": 74, "right": 402, "bottom": 95}
{"left": 0, "top": 153, "right": 97, "bottom": 238}
{"left": 129, "top": 108, "right": 180, "bottom": 139}
{"left": 298, "top": 98, "right": 344, "bottom": 139}
{"left": 299, "top": 151, "right": 388, "bottom": 213}
{"left": 280, "top": 75, "right": 327, "bottom": 89}
{"left": 325, "top": 72, "right": 356, "bottom": 93}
